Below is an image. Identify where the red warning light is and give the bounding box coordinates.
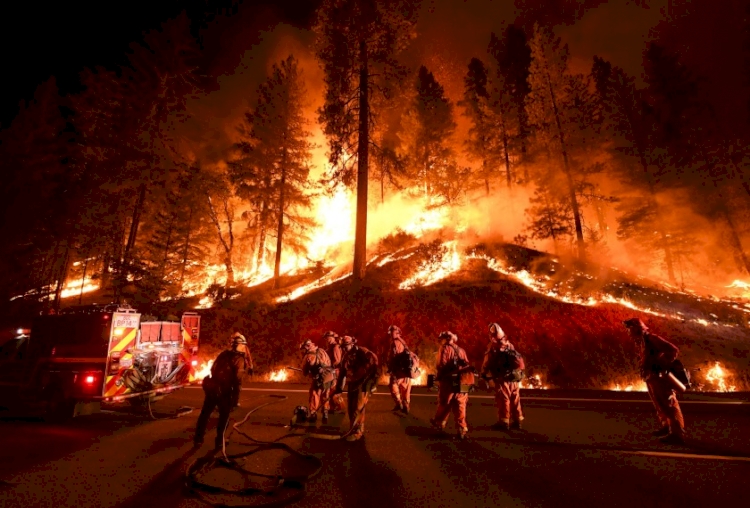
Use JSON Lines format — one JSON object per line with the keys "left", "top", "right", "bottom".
{"left": 85, "top": 375, "right": 95, "bottom": 384}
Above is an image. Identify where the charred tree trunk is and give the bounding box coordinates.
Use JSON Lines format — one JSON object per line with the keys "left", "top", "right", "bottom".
{"left": 352, "top": 38, "right": 369, "bottom": 282}
{"left": 78, "top": 252, "right": 90, "bottom": 305}
{"left": 545, "top": 70, "right": 585, "bottom": 260}
{"left": 178, "top": 205, "right": 194, "bottom": 290}
{"left": 256, "top": 203, "right": 269, "bottom": 272}
{"left": 123, "top": 183, "right": 147, "bottom": 269}
{"left": 500, "top": 116, "right": 512, "bottom": 189}
{"left": 53, "top": 242, "right": 70, "bottom": 311}
{"left": 273, "top": 149, "right": 288, "bottom": 290}
{"left": 207, "top": 195, "right": 235, "bottom": 289}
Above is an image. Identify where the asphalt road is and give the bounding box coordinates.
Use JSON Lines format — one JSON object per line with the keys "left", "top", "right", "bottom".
{"left": 1, "top": 384, "right": 750, "bottom": 508}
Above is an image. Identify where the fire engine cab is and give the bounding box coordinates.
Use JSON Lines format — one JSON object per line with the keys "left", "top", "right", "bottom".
{"left": 0, "top": 304, "right": 200, "bottom": 419}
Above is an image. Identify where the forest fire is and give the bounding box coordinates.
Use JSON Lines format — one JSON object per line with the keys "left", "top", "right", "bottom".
{"left": 703, "top": 362, "right": 737, "bottom": 392}
{"left": 268, "top": 369, "right": 288, "bottom": 382}
{"left": 609, "top": 381, "right": 648, "bottom": 392}
{"left": 399, "top": 241, "right": 461, "bottom": 290}
{"left": 193, "top": 360, "right": 214, "bottom": 381}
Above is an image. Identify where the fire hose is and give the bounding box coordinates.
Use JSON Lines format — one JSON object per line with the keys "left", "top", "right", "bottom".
{"left": 185, "top": 394, "right": 323, "bottom": 508}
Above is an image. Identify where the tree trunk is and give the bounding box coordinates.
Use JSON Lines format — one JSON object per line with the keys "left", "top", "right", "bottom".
{"left": 123, "top": 183, "right": 147, "bottom": 268}
{"left": 53, "top": 242, "right": 70, "bottom": 311}
{"left": 78, "top": 254, "right": 90, "bottom": 305}
{"left": 721, "top": 205, "right": 750, "bottom": 274}
{"left": 545, "top": 70, "right": 584, "bottom": 260}
{"left": 352, "top": 39, "right": 369, "bottom": 282}
{"left": 178, "top": 205, "right": 194, "bottom": 289}
{"left": 273, "top": 150, "right": 288, "bottom": 290}
{"left": 500, "top": 116, "right": 512, "bottom": 189}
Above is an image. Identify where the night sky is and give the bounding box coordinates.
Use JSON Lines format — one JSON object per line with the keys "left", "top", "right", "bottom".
{"left": 0, "top": 0, "right": 320, "bottom": 128}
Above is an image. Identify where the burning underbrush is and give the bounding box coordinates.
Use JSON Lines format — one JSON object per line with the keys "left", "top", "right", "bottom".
{"left": 192, "top": 237, "right": 750, "bottom": 391}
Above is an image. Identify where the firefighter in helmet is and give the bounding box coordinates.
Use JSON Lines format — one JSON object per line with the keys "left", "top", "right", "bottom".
{"left": 481, "top": 322, "right": 524, "bottom": 430}
{"left": 323, "top": 331, "right": 345, "bottom": 413}
{"left": 300, "top": 339, "right": 334, "bottom": 423}
{"left": 430, "top": 331, "right": 474, "bottom": 440}
{"left": 229, "top": 331, "right": 253, "bottom": 408}
{"left": 194, "top": 333, "right": 251, "bottom": 449}
{"left": 623, "top": 318, "right": 686, "bottom": 444}
{"left": 336, "top": 335, "right": 379, "bottom": 442}
{"left": 387, "top": 325, "right": 415, "bottom": 414}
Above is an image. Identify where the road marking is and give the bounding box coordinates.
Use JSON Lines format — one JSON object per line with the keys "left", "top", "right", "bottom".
{"left": 621, "top": 450, "right": 750, "bottom": 462}
{"left": 185, "top": 386, "right": 747, "bottom": 404}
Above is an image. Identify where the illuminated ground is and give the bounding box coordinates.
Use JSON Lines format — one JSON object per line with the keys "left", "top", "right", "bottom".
{"left": 1, "top": 384, "right": 749, "bottom": 507}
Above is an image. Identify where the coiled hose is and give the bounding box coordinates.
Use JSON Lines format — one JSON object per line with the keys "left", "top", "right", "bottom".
{"left": 185, "top": 395, "right": 324, "bottom": 507}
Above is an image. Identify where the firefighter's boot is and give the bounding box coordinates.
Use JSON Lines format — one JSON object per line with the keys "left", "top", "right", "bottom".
{"left": 392, "top": 402, "right": 403, "bottom": 412}
{"left": 651, "top": 426, "right": 670, "bottom": 437}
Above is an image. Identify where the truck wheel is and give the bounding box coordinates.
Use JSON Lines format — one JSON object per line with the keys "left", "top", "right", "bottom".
{"left": 43, "top": 388, "right": 76, "bottom": 422}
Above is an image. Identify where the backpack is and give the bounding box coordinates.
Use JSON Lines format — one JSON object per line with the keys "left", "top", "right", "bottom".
{"left": 391, "top": 343, "right": 421, "bottom": 379}
{"left": 487, "top": 346, "right": 525, "bottom": 383}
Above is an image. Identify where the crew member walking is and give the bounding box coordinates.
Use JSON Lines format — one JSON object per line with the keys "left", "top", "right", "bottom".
{"left": 387, "top": 325, "right": 414, "bottom": 414}
{"left": 194, "top": 334, "right": 251, "bottom": 449}
{"left": 337, "top": 336, "right": 379, "bottom": 442}
{"left": 623, "top": 318, "right": 686, "bottom": 444}
{"left": 323, "top": 331, "right": 345, "bottom": 413}
{"left": 230, "top": 331, "right": 253, "bottom": 408}
{"left": 300, "top": 339, "right": 334, "bottom": 423}
{"left": 430, "top": 331, "right": 474, "bottom": 440}
{"left": 481, "top": 323, "right": 524, "bottom": 430}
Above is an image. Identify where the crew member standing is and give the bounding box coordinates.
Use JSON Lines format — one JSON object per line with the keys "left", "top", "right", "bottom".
{"left": 194, "top": 334, "right": 250, "bottom": 449}
{"left": 300, "top": 339, "right": 334, "bottom": 423}
{"left": 323, "top": 331, "right": 345, "bottom": 413}
{"left": 337, "top": 336, "right": 379, "bottom": 442}
{"left": 430, "top": 331, "right": 474, "bottom": 440}
{"left": 387, "top": 325, "right": 414, "bottom": 414}
{"left": 623, "top": 318, "right": 686, "bottom": 444}
{"left": 230, "top": 331, "right": 253, "bottom": 408}
{"left": 481, "top": 323, "right": 524, "bottom": 430}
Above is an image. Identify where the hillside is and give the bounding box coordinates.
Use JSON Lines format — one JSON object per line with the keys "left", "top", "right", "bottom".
{"left": 195, "top": 240, "right": 750, "bottom": 391}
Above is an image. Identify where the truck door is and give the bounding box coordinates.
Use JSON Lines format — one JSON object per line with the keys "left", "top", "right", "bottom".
{"left": 102, "top": 311, "right": 141, "bottom": 399}
{"left": 180, "top": 312, "right": 200, "bottom": 382}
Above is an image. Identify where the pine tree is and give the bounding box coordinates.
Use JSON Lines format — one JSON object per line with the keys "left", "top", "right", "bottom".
{"left": 405, "top": 66, "right": 465, "bottom": 205}
{"left": 526, "top": 24, "right": 586, "bottom": 259}
{"left": 315, "top": 0, "right": 419, "bottom": 281}
{"left": 230, "top": 55, "right": 315, "bottom": 289}
{"left": 459, "top": 58, "right": 495, "bottom": 194}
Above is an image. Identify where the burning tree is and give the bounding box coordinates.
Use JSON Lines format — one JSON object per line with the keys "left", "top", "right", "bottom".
{"left": 403, "top": 66, "right": 466, "bottom": 205}
{"left": 230, "top": 55, "right": 315, "bottom": 289}
{"left": 315, "top": 0, "right": 419, "bottom": 282}
{"left": 526, "top": 24, "right": 588, "bottom": 260}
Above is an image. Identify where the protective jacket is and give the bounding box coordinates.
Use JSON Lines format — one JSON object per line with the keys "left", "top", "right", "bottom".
{"left": 388, "top": 338, "right": 416, "bottom": 379}
{"left": 206, "top": 349, "right": 247, "bottom": 395}
{"left": 641, "top": 332, "right": 679, "bottom": 380}
{"left": 302, "top": 347, "right": 334, "bottom": 388}
{"left": 339, "top": 346, "right": 379, "bottom": 392}
{"left": 437, "top": 343, "right": 474, "bottom": 392}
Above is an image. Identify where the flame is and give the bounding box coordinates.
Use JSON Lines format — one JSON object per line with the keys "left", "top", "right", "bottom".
{"left": 195, "top": 295, "right": 213, "bottom": 309}
{"left": 609, "top": 380, "right": 647, "bottom": 392}
{"left": 268, "top": 369, "right": 288, "bottom": 382}
{"left": 399, "top": 241, "right": 461, "bottom": 290}
{"left": 520, "top": 374, "right": 548, "bottom": 390}
{"left": 411, "top": 369, "right": 429, "bottom": 386}
{"left": 704, "top": 362, "right": 736, "bottom": 392}
{"left": 306, "top": 187, "right": 355, "bottom": 261}
{"left": 194, "top": 360, "right": 214, "bottom": 381}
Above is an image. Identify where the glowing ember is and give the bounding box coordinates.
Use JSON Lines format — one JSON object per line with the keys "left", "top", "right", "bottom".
{"left": 704, "top": 362, "right": 736, "bottom": 392}
{"left": 609, "top": 380, "right": 647, "bottom": 392}
{"left": 194, "top": 360, "right": 214, "bottom": 381}
{"left": 520, "top": 374, "right": 548, "bottom": 390}
{"left": 399, "top": 241, "right": 461, "bottom": 290}
{"left": 268, "top": 369, "right": 288, "bottom": 382}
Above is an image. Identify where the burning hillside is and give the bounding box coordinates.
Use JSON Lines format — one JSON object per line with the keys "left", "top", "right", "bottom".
{"left": 193, "top": 233, "right": 750, "bottom": 392}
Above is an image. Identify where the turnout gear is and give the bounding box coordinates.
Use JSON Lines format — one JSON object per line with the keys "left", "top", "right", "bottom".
{"left": 194, "top": 346, "right": 249, "bottom": 449}
{"left": 624, "top": 318, "right": 686, "bottom": 443}
{"left": 301, "top": 345, "right": 334, "bottom": 419}
{"left": 325, "top": 333, "right": 345, "bottom": 413}
{"left": 432, "top": 335, "right": 472, "bottom": 438}
{"left": 482, "top": 328, "right": 525, "bottom": 428}
{"left": 337, "top": 341, "right": 378, "bottom": 440}
{"left": 387, "top": 326, "right": 419, "bottom": 414}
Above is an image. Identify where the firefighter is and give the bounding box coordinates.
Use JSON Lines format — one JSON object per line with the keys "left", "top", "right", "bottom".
{"left": 623, "top": 318, "right": 686, "bottom": 445}
{"left": 336, "top": 335, "right": 379, "bottom": 442}
{"left": 430, "top": 331, "right": 474, "bottom": 440}
{"left": 323, "top": 331, "right": 345, "bottom": 413}
{"left": 387, "top": 325, "right": 413, "bottom": 414}
{"left": 193, "top": 334, "right": 251, "bottom": 449}
{"left": 481, "top": 323, "right": 524, "bottom": 431}
{"left": 230, "top": 331, "right": 253, "bottom": 408}
{"left": 300, "top": 339, "right": 334, "bottom": 423}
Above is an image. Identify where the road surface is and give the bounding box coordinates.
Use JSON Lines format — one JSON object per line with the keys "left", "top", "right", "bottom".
{"left": 1, "top": 384, "right": 749, "bottom": 507}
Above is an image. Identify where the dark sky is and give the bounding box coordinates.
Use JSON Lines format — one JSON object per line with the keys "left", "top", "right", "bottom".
{"left": 0, "top": 0, "right": 319, "bottom": 129}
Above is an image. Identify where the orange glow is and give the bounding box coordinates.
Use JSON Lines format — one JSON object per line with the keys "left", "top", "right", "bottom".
{"left": 520, "top": 373, "right": 548, "bottom": 390}
{"left": 268, "top": 369, "right": 288, "bottom": 382}
{"left": 194, "top": 360, "right": 214, "bottom": 381}
{"left": 399, "top": 241, "right": 461, "bottom": 290}
{"left": 704, "top": 362, "right": 736, "bottom": 392}
{"left": 608, "top": 380, "right": 647, "bottom": 392}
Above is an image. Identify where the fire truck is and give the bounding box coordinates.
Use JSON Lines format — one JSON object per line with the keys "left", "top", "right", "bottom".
{"left": 0, "top": 304, "right": 200, "bottom": 419}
